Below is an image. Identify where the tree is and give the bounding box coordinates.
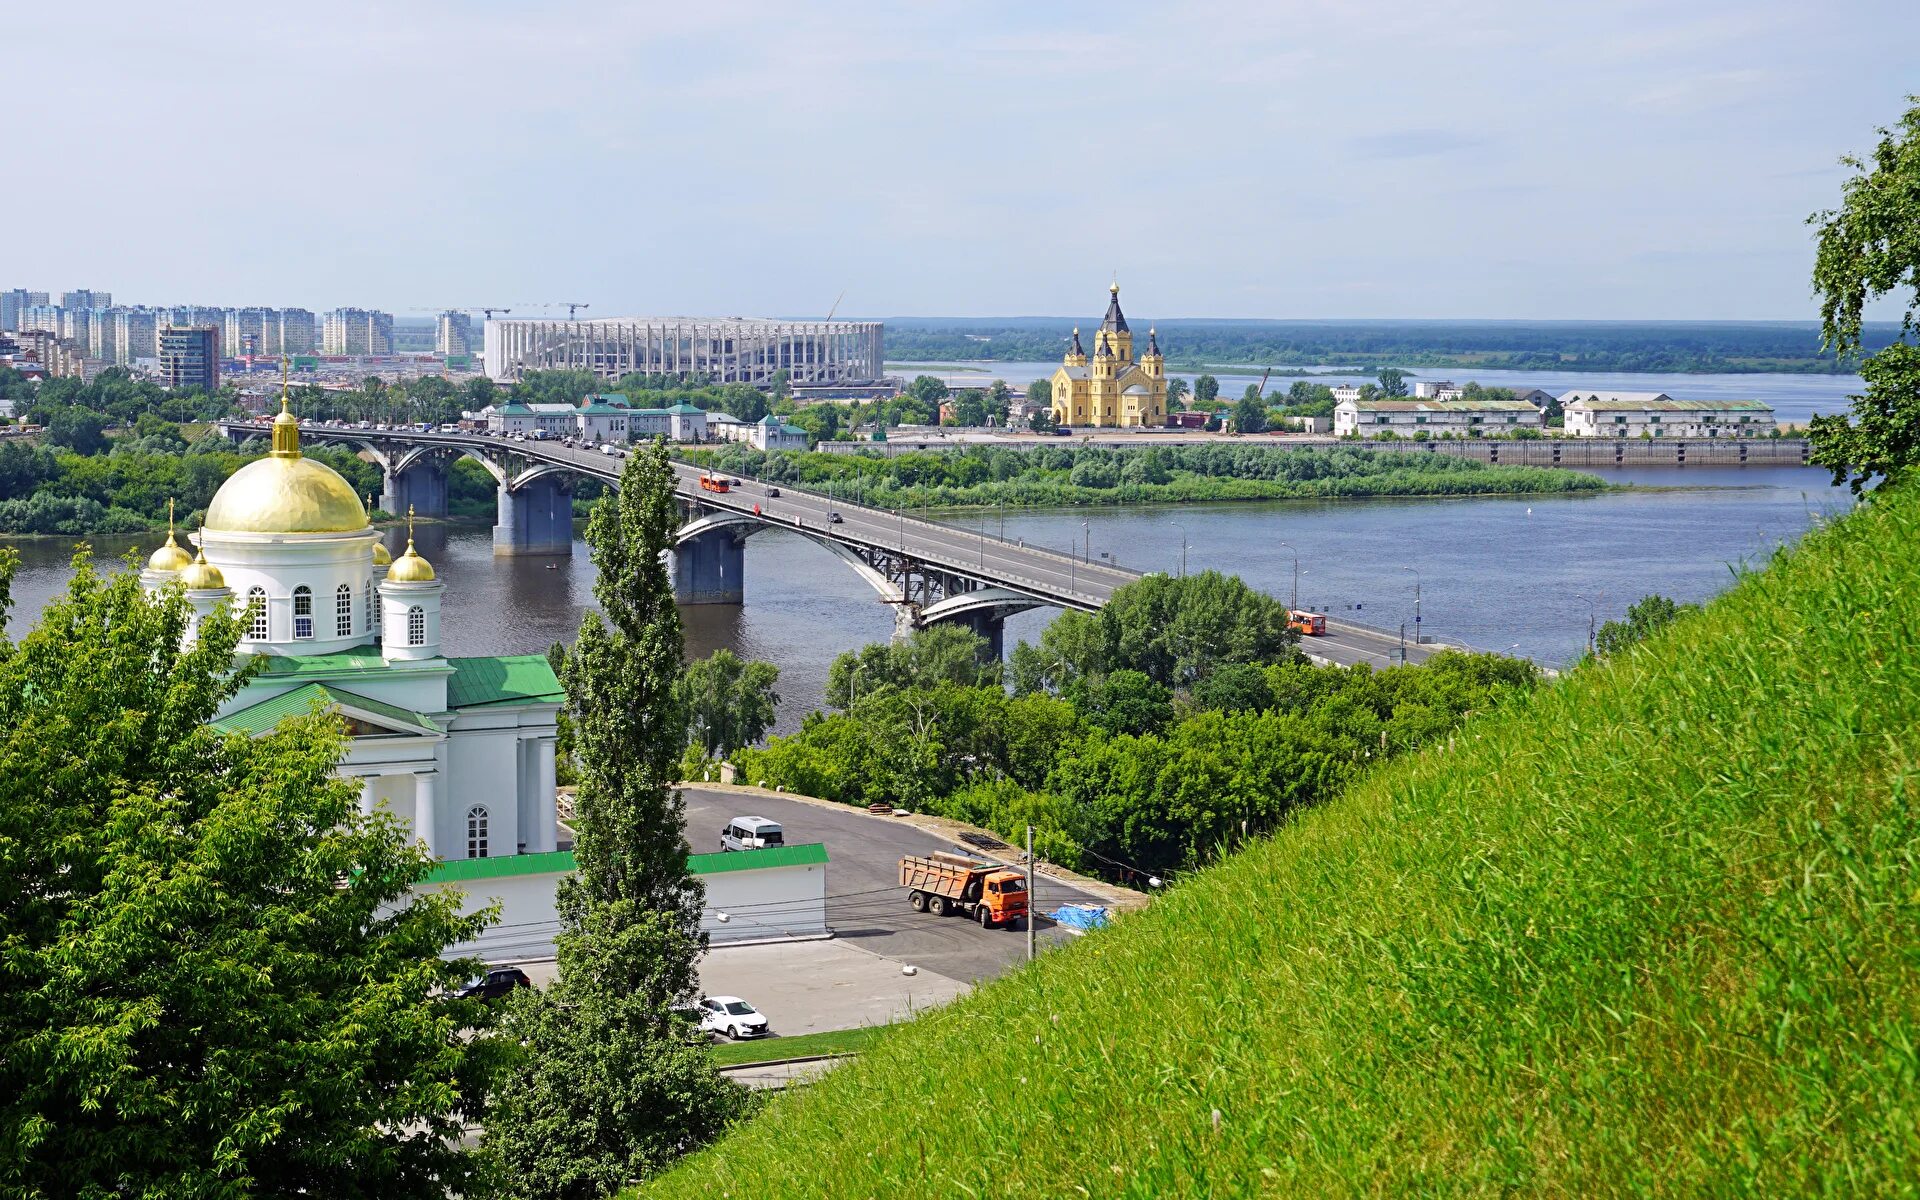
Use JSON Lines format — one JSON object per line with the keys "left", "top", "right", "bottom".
{"left": 985, "top": 380, "right": 1012, "bottom": 425}
{"left": 1166, "top": 377, "right": 1191, "bottom": 409}
{"left": 1073, "top": 668, "right": 1174, "bottom": 737}
{"left": 681, "top": 648, "right": 780, "bottom": 757}
{"left": 1377, "top": 368, "right": 1409, "bottom": 397}
{"left": 1027, "top": 377, "right": 1052, "bottom": 409}
{"left": 1194, "top": 374, "right": 1219, "bottom": 405}
{"left": 952, "top": 390, "right": 988, "bottom": 427}
{"left": 826, "top": 623, "right": 996, "bottom": 709}
{"left": 1808, "top": 97, "right": 1920, "bottom": 494}
{"left": 1024, "top": 571, "right": 1298, "bottom": 691}
{"left": 1232, "top": 393, "right": 1267, "bottom": 434}
{"left": 907, "top": 375, "right": 950, "bottom": 407}
{"left": 1594, "top": 593, "right": 1697, "bottom": 656}
{"left": 0, "top": 549, "right": 504, "bottom": 1196}
{"left": 44, "top": 406, "right": 107, "bottom": 455}
{"left": 1028, "top": 407, "right": 1058, "bottom": 433}
{"left": 485, "top": 440, "right": 745, "bottom": 1196}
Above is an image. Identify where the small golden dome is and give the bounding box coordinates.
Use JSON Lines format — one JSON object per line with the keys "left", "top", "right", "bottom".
{"left": 372, "top": 540, "right": 392, "bottom": 566}
{"left": 146, "top": 532, "right": 192, "bottom": 574}
{"left": 387, "top": 541, "right": 436, "bottom": 582}
{"left": 179, "top": 549, "right": 227, "bottom": 591}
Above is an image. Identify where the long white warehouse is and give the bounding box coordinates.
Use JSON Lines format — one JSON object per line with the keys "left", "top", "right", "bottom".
{"left": 483, "top": 316, "right": 885, "bottom": 387}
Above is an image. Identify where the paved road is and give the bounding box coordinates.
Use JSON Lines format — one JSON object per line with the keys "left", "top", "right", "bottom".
{"left": 684, "top": 786, "right": 1102, "bottom": 985}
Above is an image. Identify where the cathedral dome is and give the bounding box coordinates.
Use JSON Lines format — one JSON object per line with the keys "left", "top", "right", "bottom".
{"left": 179, "top": 549, "right": 226, "bottom": 591}
{"left": 203, "top": 396, "right": 367, "bottom": 534}
{"left": 387, "top": 541, "right": 436, "bottom": 582}
{"left": 372, "top": 540, "right": 392, "bottom": 566}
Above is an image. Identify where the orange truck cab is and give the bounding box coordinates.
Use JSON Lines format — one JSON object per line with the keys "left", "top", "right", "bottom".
{"left": 1288, "top": 609, "right": 1326, "bottom": 636}
{"left": 900, "top": 851, "right": 1030, "bottom": 929}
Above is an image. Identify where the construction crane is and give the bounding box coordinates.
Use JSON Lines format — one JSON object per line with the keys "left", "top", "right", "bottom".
{"left": 480, "top": 307, "right": 510, "bottom": 321}
{"left": 824, "top": 290, "right": 846, "bottom": 321}
{"left": 564, "top": 303, "right": 590, "bottom": 320}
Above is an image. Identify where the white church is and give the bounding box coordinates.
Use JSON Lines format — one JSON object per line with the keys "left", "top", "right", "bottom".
{"left": 140, "top": 398, "right": 562, "bottom": 863}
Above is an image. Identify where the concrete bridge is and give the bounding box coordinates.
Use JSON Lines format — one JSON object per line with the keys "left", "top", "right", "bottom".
{"left": 218, "top": 421, "right": 1139, "bottom": 655}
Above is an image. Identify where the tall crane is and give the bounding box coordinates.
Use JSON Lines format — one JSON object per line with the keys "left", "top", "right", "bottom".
{"left": 824, "top": 290, "right": 846, "bottom": 321}
{"left": 564, "top": 303, "right": 590, "bottom": 320}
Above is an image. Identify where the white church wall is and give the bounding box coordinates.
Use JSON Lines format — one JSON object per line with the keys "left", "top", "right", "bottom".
{"left": 445, "top": 726, "right": 524, "bottom": 858}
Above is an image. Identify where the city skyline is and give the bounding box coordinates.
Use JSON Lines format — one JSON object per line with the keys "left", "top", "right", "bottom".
{"left": 3, "top": 1, "right": 1916, "bottom": 322}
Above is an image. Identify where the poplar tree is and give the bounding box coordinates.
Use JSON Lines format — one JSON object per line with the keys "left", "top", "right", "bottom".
{"left": 484, "top": 440, "right": 746, "bottom": 1198}
{"left": 0, "top": 549, "right": 503, "bottom": 1197}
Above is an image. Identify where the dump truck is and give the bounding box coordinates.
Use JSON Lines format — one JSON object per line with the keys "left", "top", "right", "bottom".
{"left": 899, "top": 851, "right": 1029, "bottom": 929}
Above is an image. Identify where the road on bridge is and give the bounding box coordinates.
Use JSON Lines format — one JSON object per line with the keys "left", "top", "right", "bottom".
{"left": 224, "top": 421, "right": 1453, "bottom": 665}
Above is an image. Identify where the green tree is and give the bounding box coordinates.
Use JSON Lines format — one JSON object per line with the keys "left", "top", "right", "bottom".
{"left": 907, "top": 375, "right": 950, "bottom": 407}
{"left": 0, "top": 549, "right": 504, "bottom": 1196}
{"left": 1194, "top": 374, "right": 1219, "bottom": 405}
{"left": 1029, "top": 407, "right": 1058, "bottom": 433}
{"left": 1027, "top": 377, "right": 1052, "bottom": 409}
{"left": 1377, "top": 368, "right": 1409, "bottom": 397}
{"left": 1024, "top": 571, "right": 1298, "bottom": 691}
{"left": 1232, "top": 393, "right": 1267, "bottom": 434}
{"left": 1166, "top": 376, "right": 1191, "bottom": 409}
{"left": 681, "top": 649, "right": 780, "bottom": 756}
{"left": 826, "top": 623, "right": 997, "bottom": 709}
{"left": 1808, "top": 97, "right": 1920, "bottom": 494}
{"left": 44, "top": 406, "right": 107, "bottom": 455}
{"left": 952, "top": 390, "right": 988, "bottom": 427}
{"left": 1594, "top": 593, "right": 1697, "bottom": 656}
{"left": 985, "top": 380, "right": 1012, "bottom": 425}
{"left": 1072, "top": 668, "right": 1175, "bottom": 737}
{"left": 485, "top": 440, "right": 745, "bottom": 1196}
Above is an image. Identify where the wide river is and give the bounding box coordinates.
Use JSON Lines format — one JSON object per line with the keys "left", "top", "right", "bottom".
{"left": 4, "top": 465, "right": 1852, "bottom": 733}
{"left": 893, "top": 361, "right": 1865, "bottom": 427}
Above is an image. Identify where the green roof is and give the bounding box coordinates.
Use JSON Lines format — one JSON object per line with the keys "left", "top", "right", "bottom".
{"left": 213, "top": 681, "right": 440, "bottom": 737}
{"left": 419, "top": 842, "right": 827, "bottom": 887}
{"left": 666, "top": 403, "right": 706, "bottom": 415}
{"left": 254, "top": 646, "right": 450, "bottom": 684}
{"left": 446, "top": 654, "right": 563, "bottom": 709}
{"left": 493, "top": 403, "right": 535, "bottom": 415}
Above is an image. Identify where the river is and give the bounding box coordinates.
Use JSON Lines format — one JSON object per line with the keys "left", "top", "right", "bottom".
{"left": 2, "top": 465, "right": 1852, "bottom": 732}
{"left": 892, "top": 360, "right": 1864, "bottom": 427}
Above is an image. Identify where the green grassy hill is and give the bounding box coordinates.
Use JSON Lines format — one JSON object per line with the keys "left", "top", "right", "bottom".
{"left": 643, "top": 487, "right": 1920, "bottom": 1197}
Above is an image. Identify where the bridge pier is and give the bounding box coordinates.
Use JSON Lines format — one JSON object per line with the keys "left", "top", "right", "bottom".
{"left": 924, "top": 608, "right": 1006, "bottom": 662}
{"left": 673, "top": 527, "right": 745, "bottom": 605}
{"left": 494, "top": 475, "right": 574, "bottom": 557}
{"left": 381, "top": 459, "right": 449, "bottom": 519}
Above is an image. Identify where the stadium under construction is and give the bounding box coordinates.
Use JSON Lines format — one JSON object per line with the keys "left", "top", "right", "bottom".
{"left": 482, "top": 316, "right": 885, "bottom": 388}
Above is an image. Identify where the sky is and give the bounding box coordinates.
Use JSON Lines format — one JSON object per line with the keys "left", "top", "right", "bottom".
{"left": 4, "top": 0, "right": 1916, "bottom": 322}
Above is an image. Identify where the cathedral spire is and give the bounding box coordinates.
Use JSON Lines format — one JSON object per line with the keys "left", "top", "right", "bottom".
{"left": 270, "top": 357, "right": 301, "bottom": 460}
{"left": 1101, "top": 282, "right": 1129, "bottom": 334}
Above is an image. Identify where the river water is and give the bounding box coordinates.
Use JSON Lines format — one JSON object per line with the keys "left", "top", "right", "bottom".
{"left": 893, "top": 360, "right": 1864, "bottom": 427}
{"left": 3, "top": 465, "right": 1851, "bottom": 733}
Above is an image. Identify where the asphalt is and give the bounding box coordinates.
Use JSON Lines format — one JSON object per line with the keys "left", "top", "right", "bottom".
{"left": 683, "top": 786, "right": 1104, "bottom": 985}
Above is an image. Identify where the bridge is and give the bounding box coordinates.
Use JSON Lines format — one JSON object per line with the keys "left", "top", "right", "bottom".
{"left": 218, "top": 421, "right": 1448, "bottom": 666}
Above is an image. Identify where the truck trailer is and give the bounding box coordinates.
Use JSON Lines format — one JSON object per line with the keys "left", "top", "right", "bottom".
{"left": 900, "top": 851, "right": 1029, "bottom": 929}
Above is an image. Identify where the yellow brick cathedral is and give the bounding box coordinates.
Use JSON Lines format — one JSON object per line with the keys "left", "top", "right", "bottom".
{"left": 1050, "top": 283, "right": 1166, "bottom": 428}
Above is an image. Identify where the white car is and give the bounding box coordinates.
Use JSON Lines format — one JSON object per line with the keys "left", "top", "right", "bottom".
{"left": 698, "top": 995, "right": 770, "bottom": 1039}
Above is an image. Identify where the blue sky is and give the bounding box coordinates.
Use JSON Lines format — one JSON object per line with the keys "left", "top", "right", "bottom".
{"left": 5, "top": 1, "right": 1916, "bottom": 321}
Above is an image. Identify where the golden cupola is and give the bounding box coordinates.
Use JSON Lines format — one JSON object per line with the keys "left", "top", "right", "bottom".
{"left": 203, "top": 392, "right": 368, "bottom": 534}
{"left": 145, "top": 499, "right": 192, "bottom": 573}
{"left": 386, "top": 508, "right": 436, "bottom": 582}
{"left": 179, "top": 547, "right": 227, "bottom": 591}
{"left": 372, "top": 540, "right": 393, "bottom": 567}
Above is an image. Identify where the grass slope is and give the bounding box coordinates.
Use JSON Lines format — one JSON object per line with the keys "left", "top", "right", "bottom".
{"left": 645, "top": 488, "right": 1920, "bottom": 1197}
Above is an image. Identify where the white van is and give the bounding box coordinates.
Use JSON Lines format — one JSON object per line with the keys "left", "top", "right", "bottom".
{"left": 720, "top": 816, "right": 785, "bottom": 852}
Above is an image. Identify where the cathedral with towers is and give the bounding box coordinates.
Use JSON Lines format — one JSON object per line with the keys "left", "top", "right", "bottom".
{"left": 1049, "top": 282, "right": 1167, "bottom": 429}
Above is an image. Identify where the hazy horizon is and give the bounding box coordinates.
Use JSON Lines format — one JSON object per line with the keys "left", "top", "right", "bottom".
{"left": 5, "top": 1, "right": 1916, "bottom": 323}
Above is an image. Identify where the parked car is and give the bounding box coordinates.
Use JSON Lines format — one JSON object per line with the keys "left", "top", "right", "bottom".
{"left": 698, "top": 995, "right": 770, "bottom": 1039}
{"left": 721, "top": 816, "right": 784, "bottom": 852}
{"left": 455, "top": 966, "right": 532, "bottom": 1002}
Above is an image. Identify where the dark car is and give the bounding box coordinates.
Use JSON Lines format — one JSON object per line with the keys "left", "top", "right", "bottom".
{"left": 456, "top": 967, "right": 532, "bottom": 1002}
{"left": 767, "top": 486, "right": 781, "bottom": 497}
{"left": 828, "top": 512, "right": 843, "bottom": 523}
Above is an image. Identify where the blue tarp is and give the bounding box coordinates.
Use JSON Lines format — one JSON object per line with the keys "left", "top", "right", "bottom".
{"left": 1048, "top": 904, "right": 1110, "bottom": 932}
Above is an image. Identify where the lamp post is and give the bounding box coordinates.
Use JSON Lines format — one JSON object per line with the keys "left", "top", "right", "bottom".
{"left": 1278, "top": 541, "right": 1299, "bottom": 610}
{"left": 1577, "top": 593, "right": 1599, "bottom": 655}
{"left": 1082, "top": 520, "right": 1090, "bottom": 564}
{"left": 1401, "top": 565, "right": 1421, "bottom": 656}
{"left": 1171, "top": 522, "right": 1188, "bottom": 579}
{"left": 848, "top": 662, "right": 864, "bottom": 710}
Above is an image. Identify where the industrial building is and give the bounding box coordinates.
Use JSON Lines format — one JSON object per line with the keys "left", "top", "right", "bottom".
{"left": 157, "top": 325, "right": 221, "bottom": 392}
{"left": 483, "top": 316, "right": 885, "bottom": 388}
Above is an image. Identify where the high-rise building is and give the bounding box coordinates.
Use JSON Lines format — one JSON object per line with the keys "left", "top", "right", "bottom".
{"left": 0, "top": 289, "right": 27, "bottom": 332}
{"left": 85, "top": 311, "right": 114, "bottom": 363}
{"left": 275, "top": 308, "right": 316, "bottom": 355}
{"left": 436, "top": 310, "right": 473, "bottom": 357}
{"left": 61, "top": 307, "right": 93, "bottom": 348}
{"left": 323, "top": 308, "right": 395, "bottom": 356}
{"left": 25, "top": 292, "right": 48, "bottom": 307}
{"left": 225, "top": 307, "right": 269, "bottom": 359}
{"left": 158, "top": 325, "right": 221, "bottom": 392}
{"left": 22, "top": 305, "right": 62, "bottom": 334}
{"left": 114, "top": 308, "right": 158, "bottom": 364}
{"left": 60, "top": 289, "right": 110, "bottom": 310}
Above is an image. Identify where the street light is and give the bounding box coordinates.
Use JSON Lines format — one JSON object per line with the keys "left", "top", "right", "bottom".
{"left": 1170, "top": 522, "right": 1189, "bottom": 579}
{"left": 1401, "top": 565, "right": 1422, "bottom": 662}
{"left": 1082, "top": 520, "right": 1090, "bottom": 564}
{"left": 1576, "top": 593, "right": 1600, "bottom": 655}
{"left": 848, "top": 661, "right": 865, "bottom": 709}
{"left": 1277, "top": 541, "right": 1299, "bottom": 610}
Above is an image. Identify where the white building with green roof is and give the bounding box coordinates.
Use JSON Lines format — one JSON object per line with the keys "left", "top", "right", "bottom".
{"left": 142, "top": 399, "right": 563, "bottom": 865}
{"left": 1560, "top": 392, "right": 1776, "bottom": 438}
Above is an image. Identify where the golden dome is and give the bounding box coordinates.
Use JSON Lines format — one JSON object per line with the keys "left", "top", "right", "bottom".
{"left": 387, "top": 542, "right": 436, "bottom": 582}
{"left": 179, "top": 549, "right": 227, "bottom": 591}
{"left": 203, "top": 456, "right": 369, "bottom": 533}
{"left": 372, "top": 541, "right": 392, "bottom": 566}
{"left": 146, "top": 531, "right": 192, "bottom": 574}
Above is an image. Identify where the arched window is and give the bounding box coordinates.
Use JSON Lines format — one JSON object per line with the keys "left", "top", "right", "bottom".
{"left": 466, "top": 805, "right": 490, "bottom": 859}
{"left": 335, "top": 583, "right": 353, "bottom": 638}
{"left": 292, "top": 586, "right": 313, "bottom": 639}
{"left": 407, "top": 605, "right": 425, "bottom": 646}
{"left": 246, "top": 587, "right": 268, "bottom": 641}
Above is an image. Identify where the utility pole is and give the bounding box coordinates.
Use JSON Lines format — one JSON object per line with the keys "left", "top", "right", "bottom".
{"left": 1399, "top": 622, "right": 1407, "bottom": 664}
{"left": 1402, "top": 565, "right": 1422, "bottom": 650}
{"left": 1026, "top": 824, "right": 1036, "bottom": 962}
{"left": 1279, "top": 541, "right": 1298, "bottom": 610}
